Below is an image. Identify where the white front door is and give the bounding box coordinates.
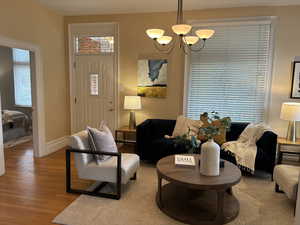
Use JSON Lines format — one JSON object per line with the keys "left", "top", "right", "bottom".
{"left": 70, "top": 23, "right": 118, "bottom": 133}
{"left": 74, "top": 54, "right": 116, "bottom": 132}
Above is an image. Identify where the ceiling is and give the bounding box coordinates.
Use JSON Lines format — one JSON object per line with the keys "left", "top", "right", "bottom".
{"left": 37, "top": 0, "right": 300, "bottom": 15}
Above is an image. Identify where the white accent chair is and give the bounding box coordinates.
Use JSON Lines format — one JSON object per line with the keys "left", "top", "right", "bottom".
{"left": 66, "top": 130, "right": 140, "bottom": 200}
{"left": 274, "top": 164, "right": 300, "bottom": 201}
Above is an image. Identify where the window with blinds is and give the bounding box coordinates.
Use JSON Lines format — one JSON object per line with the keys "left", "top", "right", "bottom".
{"left": 186, "top": 20, "right": 273, "bottom": 123}
{"left": 12, "top": 48, "right": 32, "bottom": 107}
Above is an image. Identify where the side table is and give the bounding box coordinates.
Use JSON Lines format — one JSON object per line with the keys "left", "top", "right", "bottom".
{"left": 277, "top": 137, "right": 300, "bottom": 164}
{"left": 115, "top": 126, "right": 136, "bottom": 152}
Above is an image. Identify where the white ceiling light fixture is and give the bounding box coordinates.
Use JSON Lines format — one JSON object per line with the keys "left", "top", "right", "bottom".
{"left": 145, "top": 0, "right": 215, "bottom": 54}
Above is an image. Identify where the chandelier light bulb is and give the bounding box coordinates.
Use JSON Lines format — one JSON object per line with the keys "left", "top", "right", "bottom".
{"left": 172, "top": 24, "right": 192, "bottom": 36}
{"left": 146, "top": 29, "right": 165, "bottom": 40}
{"left": 183, "top": 36, "right": 199, "bottom": 46}
{"left": 157, "top": 36, "right": 173, "bottom": 45}
{"left": 195, "top": 29, "right": 215, "bottom": 40}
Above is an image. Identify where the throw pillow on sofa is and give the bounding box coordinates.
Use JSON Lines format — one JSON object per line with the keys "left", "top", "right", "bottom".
{"left": 172, "top": 115, "right": 203, "bottom": 137}
{"left": 87, "top": 121, "right": 118, "bottom": 164}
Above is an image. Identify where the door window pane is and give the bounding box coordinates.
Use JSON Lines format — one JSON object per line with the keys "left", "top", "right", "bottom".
{"left": 75, "top": 36, "right": 114, "bottom": 54}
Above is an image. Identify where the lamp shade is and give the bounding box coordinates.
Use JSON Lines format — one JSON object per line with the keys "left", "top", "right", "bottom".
{"left": 195, "top": 29, "right": 215, "bottom": 39}
{"left": 183, "top": 36, "right": 199, "bottom": 45}
{"left": 172, "top": 24, "right": 192, "bottom": 36}
{"left": 146, "top": 29, "right": 165, "bottom": 40}
{"left": 157, "top": 36, "right": 173, "bottom": 45}
{"left": 124, "top": 96, "right": 141, "bottom": 110}
{"left": 280, "top": 102, "right": 300, "bottom": 121}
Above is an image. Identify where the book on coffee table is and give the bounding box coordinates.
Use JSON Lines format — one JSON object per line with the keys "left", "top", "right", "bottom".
{"left": 175, "top": 155, "right": 196, "bottom": 166}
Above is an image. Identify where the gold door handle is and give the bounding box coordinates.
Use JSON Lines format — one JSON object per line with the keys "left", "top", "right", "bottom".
{"left": 109, "top": 109, "right": 115, "bottom": 111}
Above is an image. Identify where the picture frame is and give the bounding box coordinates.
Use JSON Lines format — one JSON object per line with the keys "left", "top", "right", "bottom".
{"left": 291, "top": 61, "right": 300, "bottom": 99}
{"left": 137, "top": 58, "right": 168, "bottom": 98}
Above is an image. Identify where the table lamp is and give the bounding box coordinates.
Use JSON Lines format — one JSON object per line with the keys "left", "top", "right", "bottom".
{"left": 280, "top": 102, "right": 300, "bottom": 142}
{"left": 124, "top": 96, "right": 141, "bottom": 129}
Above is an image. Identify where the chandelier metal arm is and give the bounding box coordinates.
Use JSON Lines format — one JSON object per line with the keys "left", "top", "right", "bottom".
{"left": 188, "top": 40, "right": 206, "bottom": 52}
{"left": 182, "top": 35, "right": 207, "bottom": 53}
{"left": 182, "top": 42, "right": 189, "bottom": 55}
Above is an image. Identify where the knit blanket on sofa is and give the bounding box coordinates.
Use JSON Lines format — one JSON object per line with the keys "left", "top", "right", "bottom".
{"left": 221, "top": 123, "right": 271, "bottom": 173}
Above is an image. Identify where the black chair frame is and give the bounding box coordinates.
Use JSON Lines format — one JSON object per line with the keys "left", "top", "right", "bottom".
{"left": 66, "top": 148, "right": 125, "bottom": 200}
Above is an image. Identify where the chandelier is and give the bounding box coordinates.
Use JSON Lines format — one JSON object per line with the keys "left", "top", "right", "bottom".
{"left": 146, "top": 0, "right": 215, "bottom": 54}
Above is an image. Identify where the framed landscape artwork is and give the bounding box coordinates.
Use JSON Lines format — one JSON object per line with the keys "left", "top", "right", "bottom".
{"left": 137, "top": 59, "right": 168, "bottom": 98}
{"left": 291, "top": 61, "right": 300, "bottom": 99}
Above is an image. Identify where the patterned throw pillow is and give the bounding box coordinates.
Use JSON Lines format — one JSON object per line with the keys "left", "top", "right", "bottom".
{"left": 172, "top": 115, "right": 203, "bottom": 137}
{"left": 87, "top": 122, "right": 118, "bottom": 164}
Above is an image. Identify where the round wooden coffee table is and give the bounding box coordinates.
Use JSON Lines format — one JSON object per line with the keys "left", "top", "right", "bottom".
{"left": 156, "top": 154, "right": 241, "bottom": 225}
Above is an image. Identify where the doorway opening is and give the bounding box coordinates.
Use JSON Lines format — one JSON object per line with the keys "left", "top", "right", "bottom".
{"left": 0, "top": 35, "right": 46, "bottom": 176}
{"left": 1, "top": 47, "right": 33, "bottom": 150}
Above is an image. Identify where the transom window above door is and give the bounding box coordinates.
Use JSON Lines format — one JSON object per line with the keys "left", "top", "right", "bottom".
{"left": 75, "top": 36, "right": 114, "bottom": 54}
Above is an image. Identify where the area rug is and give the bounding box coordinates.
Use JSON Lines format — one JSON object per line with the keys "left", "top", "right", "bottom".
{"left": 53, "top": 163, "right": 294, "bottom": 225}
{"left": 4, "top": 135, "right": 32, "bottom": 148}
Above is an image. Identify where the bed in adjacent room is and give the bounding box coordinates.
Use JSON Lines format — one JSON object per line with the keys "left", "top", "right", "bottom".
{"left": 1, "top": 109, "right": 32, "bottom": 148}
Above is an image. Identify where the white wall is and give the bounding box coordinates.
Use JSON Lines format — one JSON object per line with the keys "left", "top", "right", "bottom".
{"left": 0, "top": 46, "right": 14, "bottom": 109}
{"left": 0, "top": 0, "right": 66, "bottom": 175}
{"left": 0, "top": 0, "right": 68, "bottom": 143}
{"left": 66, "top": 6, "right": 300, "bottom": 137}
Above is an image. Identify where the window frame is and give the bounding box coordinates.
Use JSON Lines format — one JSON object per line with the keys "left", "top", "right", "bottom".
{"left": 183, "top": 16, "right": 277, "bottom": 123}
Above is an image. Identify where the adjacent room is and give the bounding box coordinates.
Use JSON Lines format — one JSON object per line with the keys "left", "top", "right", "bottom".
{"left": 0, "top": 46, "right": 33, "bottom": 149}
{"left": 1, "top": 0, "right": 300, "bottom": 225}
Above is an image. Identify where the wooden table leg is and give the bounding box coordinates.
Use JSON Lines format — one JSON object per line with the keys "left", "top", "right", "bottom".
{"left": 214, "top": 190, "right": 225, "bottom": 224}
{"left": 226, "top": 187, "right": 232, "bottom": 195}
{"left": 157, "top": 175, "right": 163, "bottom": 208}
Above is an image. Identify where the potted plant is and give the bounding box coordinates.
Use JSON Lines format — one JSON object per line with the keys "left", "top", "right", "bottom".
{"left": 199, "top": 112, "right": 231, "bottom": 176}
{"left": 173, "top": 128, "right": 201, "bottom": 154}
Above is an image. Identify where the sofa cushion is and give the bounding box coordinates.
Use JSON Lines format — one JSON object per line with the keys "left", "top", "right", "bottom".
{"left": 78, "top": 153, "right": 140, "bottom": 184}
{"left": 151, "top": 138, "right": 187, "bottom": 160}
{"left": 274, "top": 164, "right": 300, "bottom": 200}
{"left": 226, "top": 123, "right": 249, "bottom": 141}
{"left": 149, "top": 119, "right": 176, "bottom": 140}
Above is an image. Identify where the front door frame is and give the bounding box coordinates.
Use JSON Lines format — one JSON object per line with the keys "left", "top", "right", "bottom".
{"left": 68, "top": 23, "right": 119, "bottom": 134}
{"left": 0, "top": 35, "right": 46, "bottom": 176}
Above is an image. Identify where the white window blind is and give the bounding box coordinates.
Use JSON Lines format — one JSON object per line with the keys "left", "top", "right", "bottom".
{"left": 186, "top": 21, "right": 272, "bottom": 123}
{"left": 12, "top": 48, "right": 32, "bottom": 107}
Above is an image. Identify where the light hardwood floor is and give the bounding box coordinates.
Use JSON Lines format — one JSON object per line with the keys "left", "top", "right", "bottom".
{"left": 0, "top": 142, "right": 134, "bottom": 225}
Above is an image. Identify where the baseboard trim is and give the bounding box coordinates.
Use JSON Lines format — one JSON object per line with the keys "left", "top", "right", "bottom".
{"left": 45, "top": 136, "right": 69, "bottom": 156}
